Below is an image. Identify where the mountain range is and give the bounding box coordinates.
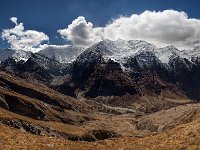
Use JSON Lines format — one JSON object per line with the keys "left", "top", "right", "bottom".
{"left": 1, "top": 39, "right": 199, "bottom": 64}
{"left": 0, "top": 39, "right": 200, "bottom": 149}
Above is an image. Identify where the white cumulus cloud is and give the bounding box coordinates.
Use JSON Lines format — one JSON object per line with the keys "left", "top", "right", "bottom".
{"left": 1, "top": 17, "right": 49, "bottom": 53}
{"left": 58, "top": 16, "right": 103, "bottom": 46}
{"left": 58, "top": 10, "right": 200, "bottom": 49}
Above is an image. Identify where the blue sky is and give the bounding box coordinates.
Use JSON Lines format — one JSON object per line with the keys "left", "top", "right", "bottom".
{"left": 1, "top": 0, "right": 200, "bottom": 50}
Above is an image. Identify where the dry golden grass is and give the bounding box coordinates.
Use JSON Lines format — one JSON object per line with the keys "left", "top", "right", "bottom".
{"left": 1, "top": 117, "right": 200, "bottom": 150}
{"left": 1, "top": 102, "right": 200, "bottom": 150}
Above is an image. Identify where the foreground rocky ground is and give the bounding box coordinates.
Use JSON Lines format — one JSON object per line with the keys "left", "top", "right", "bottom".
{"left": 1, "top": 103, "right": 200, "bottom": 150}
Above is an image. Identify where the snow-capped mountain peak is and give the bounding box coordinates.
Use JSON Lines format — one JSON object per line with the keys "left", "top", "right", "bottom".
{"left": 82, "top": 39, "right": 157, "bottom": 64}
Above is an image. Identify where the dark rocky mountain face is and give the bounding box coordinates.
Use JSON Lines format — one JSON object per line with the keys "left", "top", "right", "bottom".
{"left": 169, "top": 57, "right": 200, "bottom": 100}
{"left": 68, "top": 49, "right": 167, "bottom": 98}
{"left": 71, "top": 44, "right": 106, "bottom": 85}
{"left": 124, "top": 51, "right": 172, "bottom": 83}
{"left": 82, "top": 59, "right": 137, "bottom": 97}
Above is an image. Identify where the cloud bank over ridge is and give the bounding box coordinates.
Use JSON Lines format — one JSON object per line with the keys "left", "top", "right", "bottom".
{"left": 58, "top": 10, "right": 200, "bottom": 49}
